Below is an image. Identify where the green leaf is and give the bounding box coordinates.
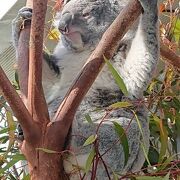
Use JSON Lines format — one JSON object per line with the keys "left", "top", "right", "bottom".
{"left": 112, "top": 170, "right": 119, "bottom": 180}
{"left": 157, "top": 155, "right": 174, "bottom": 172}
{"left": 133, "top": 111, "right": 151, "bottom": 166}
{"left": 112, "top": 121, "right": 129, "bottom": 166}
{"left": 23, "top": 173, "right": 30, "bottom": 180}
{"left": 171, "top": 17, "right": 180, "bottom": 43}
{"left": 136, "top": 173, "right": 170, "bottom": 180}
{"left": 173, "top": 97, "right": 180, "bottom": 110}
{"left": 83, "top": 135, "right": 97, "bottom": 146}
{"left": 0, "top": 136, "right": 9, "bottom": 144}
{"left": 0, "top": 154, "right": 25, "bottom": 174}
{"left": 5, "top": 111, "right": 16, "bottom": 155}
{"left": 110, "top": 102, "right": 132, "bottom": 109}
{"left": 8, "top": 154, "right": 26, "bottom": 161}
{"left": 136, "top": 176, "right": 165, "bottom": 180}
{"left": 85, "top": 114, "right": 93, "bottom": 124}
{"left": 85, "top": 148, "right": 95, "bottom": 173}
{"left": 0, "top": 160, "right": 17, "bottom": 174}
{"left": 11, "top": 154, "right": 26, "bottom": 161}
{"left": 36, "top": 148, "right": 59, "bottom": 154}
{"left": 104, "top": 55, "right": 128, "bottom": 96}
{"left": 153, "top": 114, "right": 168, "bottom": 163}
{"left": 147, "top": 79, "right": 158, "bottom": 93}
{"left": 0, "top": 128, "right": 9, "bottom": 134}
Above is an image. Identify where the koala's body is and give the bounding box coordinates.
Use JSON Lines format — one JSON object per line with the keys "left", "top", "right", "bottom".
{"left": 12, "top": 0, "right": 159, "bottom": 179}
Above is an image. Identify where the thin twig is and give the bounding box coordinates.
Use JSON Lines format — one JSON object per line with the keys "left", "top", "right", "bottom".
{"left": 160, "top": 41, "right": 180, "bottom": 69}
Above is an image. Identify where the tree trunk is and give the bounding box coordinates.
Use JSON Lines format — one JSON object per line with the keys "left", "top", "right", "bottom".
{"left": 20, "top": 132, "right": 69, "bottom": 180}
{"left": 29, "top": 155, "right": 68, "bottom": 180}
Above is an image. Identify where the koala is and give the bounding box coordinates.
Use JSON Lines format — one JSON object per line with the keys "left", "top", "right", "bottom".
{"left": 12, "top": 0, "right": 159, "bottom": 179}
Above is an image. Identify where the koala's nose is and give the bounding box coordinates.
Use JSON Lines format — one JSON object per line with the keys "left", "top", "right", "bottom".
{"left": 58, "top": 12, "right": 72, "bottom": 34}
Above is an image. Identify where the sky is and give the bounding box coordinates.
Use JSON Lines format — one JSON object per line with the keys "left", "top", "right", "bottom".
{"left": 0, "top": 0, "right": 18, "bottom": 19}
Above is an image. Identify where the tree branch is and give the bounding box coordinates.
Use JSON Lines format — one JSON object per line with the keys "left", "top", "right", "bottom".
{"left": 0, "top": 66, "right": 36, "bottom": 140}
{"left": 28, "top": 0, "right": 49, "bottom": 123}
{"left": 17, "top": 0, "right": 32, "bottom": 100}
{"left": 160, "top": 41, "right": 180, "bottom": 69}
{"left": 52, "top": 0, "right": 142, "bottom": 131}
{"left": 17, "top": 26, "right": 30, "bottom": 101}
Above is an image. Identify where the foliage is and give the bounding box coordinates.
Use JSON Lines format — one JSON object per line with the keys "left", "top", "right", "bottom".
{"left": 0, "top": 96, "right": 27, "bottom": 179}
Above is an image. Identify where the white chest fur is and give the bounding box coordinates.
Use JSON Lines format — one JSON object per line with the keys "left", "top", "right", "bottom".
{"left": 51, "top": 42, "right": 118, "bottom": 100}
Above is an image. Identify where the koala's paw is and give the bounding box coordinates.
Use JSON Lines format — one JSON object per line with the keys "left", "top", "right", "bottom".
{"left": 12, "top": 7, "right": 32, "bottom": 48}
{"left": 16, "top": 124, "right": 24, "bottom": 141}
{"left": 138, "top": 0, "right": 158, "bottom": 12}
{"left": 18, "top": 7, "right": 32, "bottom": 20}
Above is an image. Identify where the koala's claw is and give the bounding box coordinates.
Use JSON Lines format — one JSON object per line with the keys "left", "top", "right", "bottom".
{"left": 12, "top": 7, "right": 32, "bottom": 49}
{"left": 18, "top": 7, "right": 32, "bottom": 21}
{"left": 16, "top": 7, "right": 32, "bottom": 30}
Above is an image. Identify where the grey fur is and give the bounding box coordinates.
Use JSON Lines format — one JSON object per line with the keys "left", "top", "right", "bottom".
{"left": 12, "top": 0, "right": 159, "bottom": 179}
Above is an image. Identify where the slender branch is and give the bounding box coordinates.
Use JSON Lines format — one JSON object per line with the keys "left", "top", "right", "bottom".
{"left": 52, "top": 0, "right": 142, "bottom": 130}
{"left": 28, "top": 0, "right": 49, "bottom": 123}
{"left": 17, "top": 26, "right": 30, "bottom": 101}
{"left": 17, "top": 0, "right": 32, "bottom": 100}
{"left": 160, "top": 41, "right": 180, "bottom": 69}
{"left": 0, "top": 66, "right": 35, "bottom": 139}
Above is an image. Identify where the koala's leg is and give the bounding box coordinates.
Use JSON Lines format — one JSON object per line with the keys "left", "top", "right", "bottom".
{"left": 12, "top": 7, "right": 32, "bottom": 49}
{"left": 64, "top": 106, "right": 149, "bottom": 179}
{"left": 119, "top": 0, "right": 159, "bottom": 99}
{"left": 94, "top": 115, "right": 149, "bottom": 178}
{"left": 12, "top": 7, "right": 61, "bottom": 104}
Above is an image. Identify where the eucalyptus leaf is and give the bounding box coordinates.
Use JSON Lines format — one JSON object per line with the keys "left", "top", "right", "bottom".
{"left": 110, "top": 102, "right": 132, "bottom": 109}
{"left": 37, "top": 148, "right": 59, "bottom": 154}
{"left": 85, "top": 148, "right": 95, "bottom": 173}
{"left": 113, "top": 121, "right": 129, "bottom": 166}
{"left": 85, "top": 114, "right": 93, "bottom": 124}
{"left": 6, "top": 111, "right": 16, "bottom": 154}
{"left": 83, "top": 135, "right": 97, "bottom": 146}
{"left": 153, "top": 114, "right": 168, "bottom": 163}
{"left": 136, "top": 176, "right": 166, "bottom": 180}
{"left": 104, "top": 55, "right": 128, "bottom": 96}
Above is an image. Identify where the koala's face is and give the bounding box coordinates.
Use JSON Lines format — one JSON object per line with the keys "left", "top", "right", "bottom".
{"left": 55, "top": 0, "right": 122, "bottom": 51}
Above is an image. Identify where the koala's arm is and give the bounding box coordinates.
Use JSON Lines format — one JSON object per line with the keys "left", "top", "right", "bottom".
{"left": 119, "top": 0, "right": 159, "bottom": 99}
{"left": 12, "top": 7, "right": 61, "bottom": 103}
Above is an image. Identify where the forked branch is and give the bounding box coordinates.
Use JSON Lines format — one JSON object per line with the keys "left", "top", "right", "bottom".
{"left": 0, "top": 66, "right": 35, "bottom": 139}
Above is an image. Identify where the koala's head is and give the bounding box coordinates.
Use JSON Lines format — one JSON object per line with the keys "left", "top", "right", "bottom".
{"left": 54, "top": 0, "right": 126, "bottom": 51}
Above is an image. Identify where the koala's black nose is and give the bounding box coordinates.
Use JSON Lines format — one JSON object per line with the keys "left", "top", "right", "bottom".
{"left": 58, "top": 12, "right": 72, "bottom": 34}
